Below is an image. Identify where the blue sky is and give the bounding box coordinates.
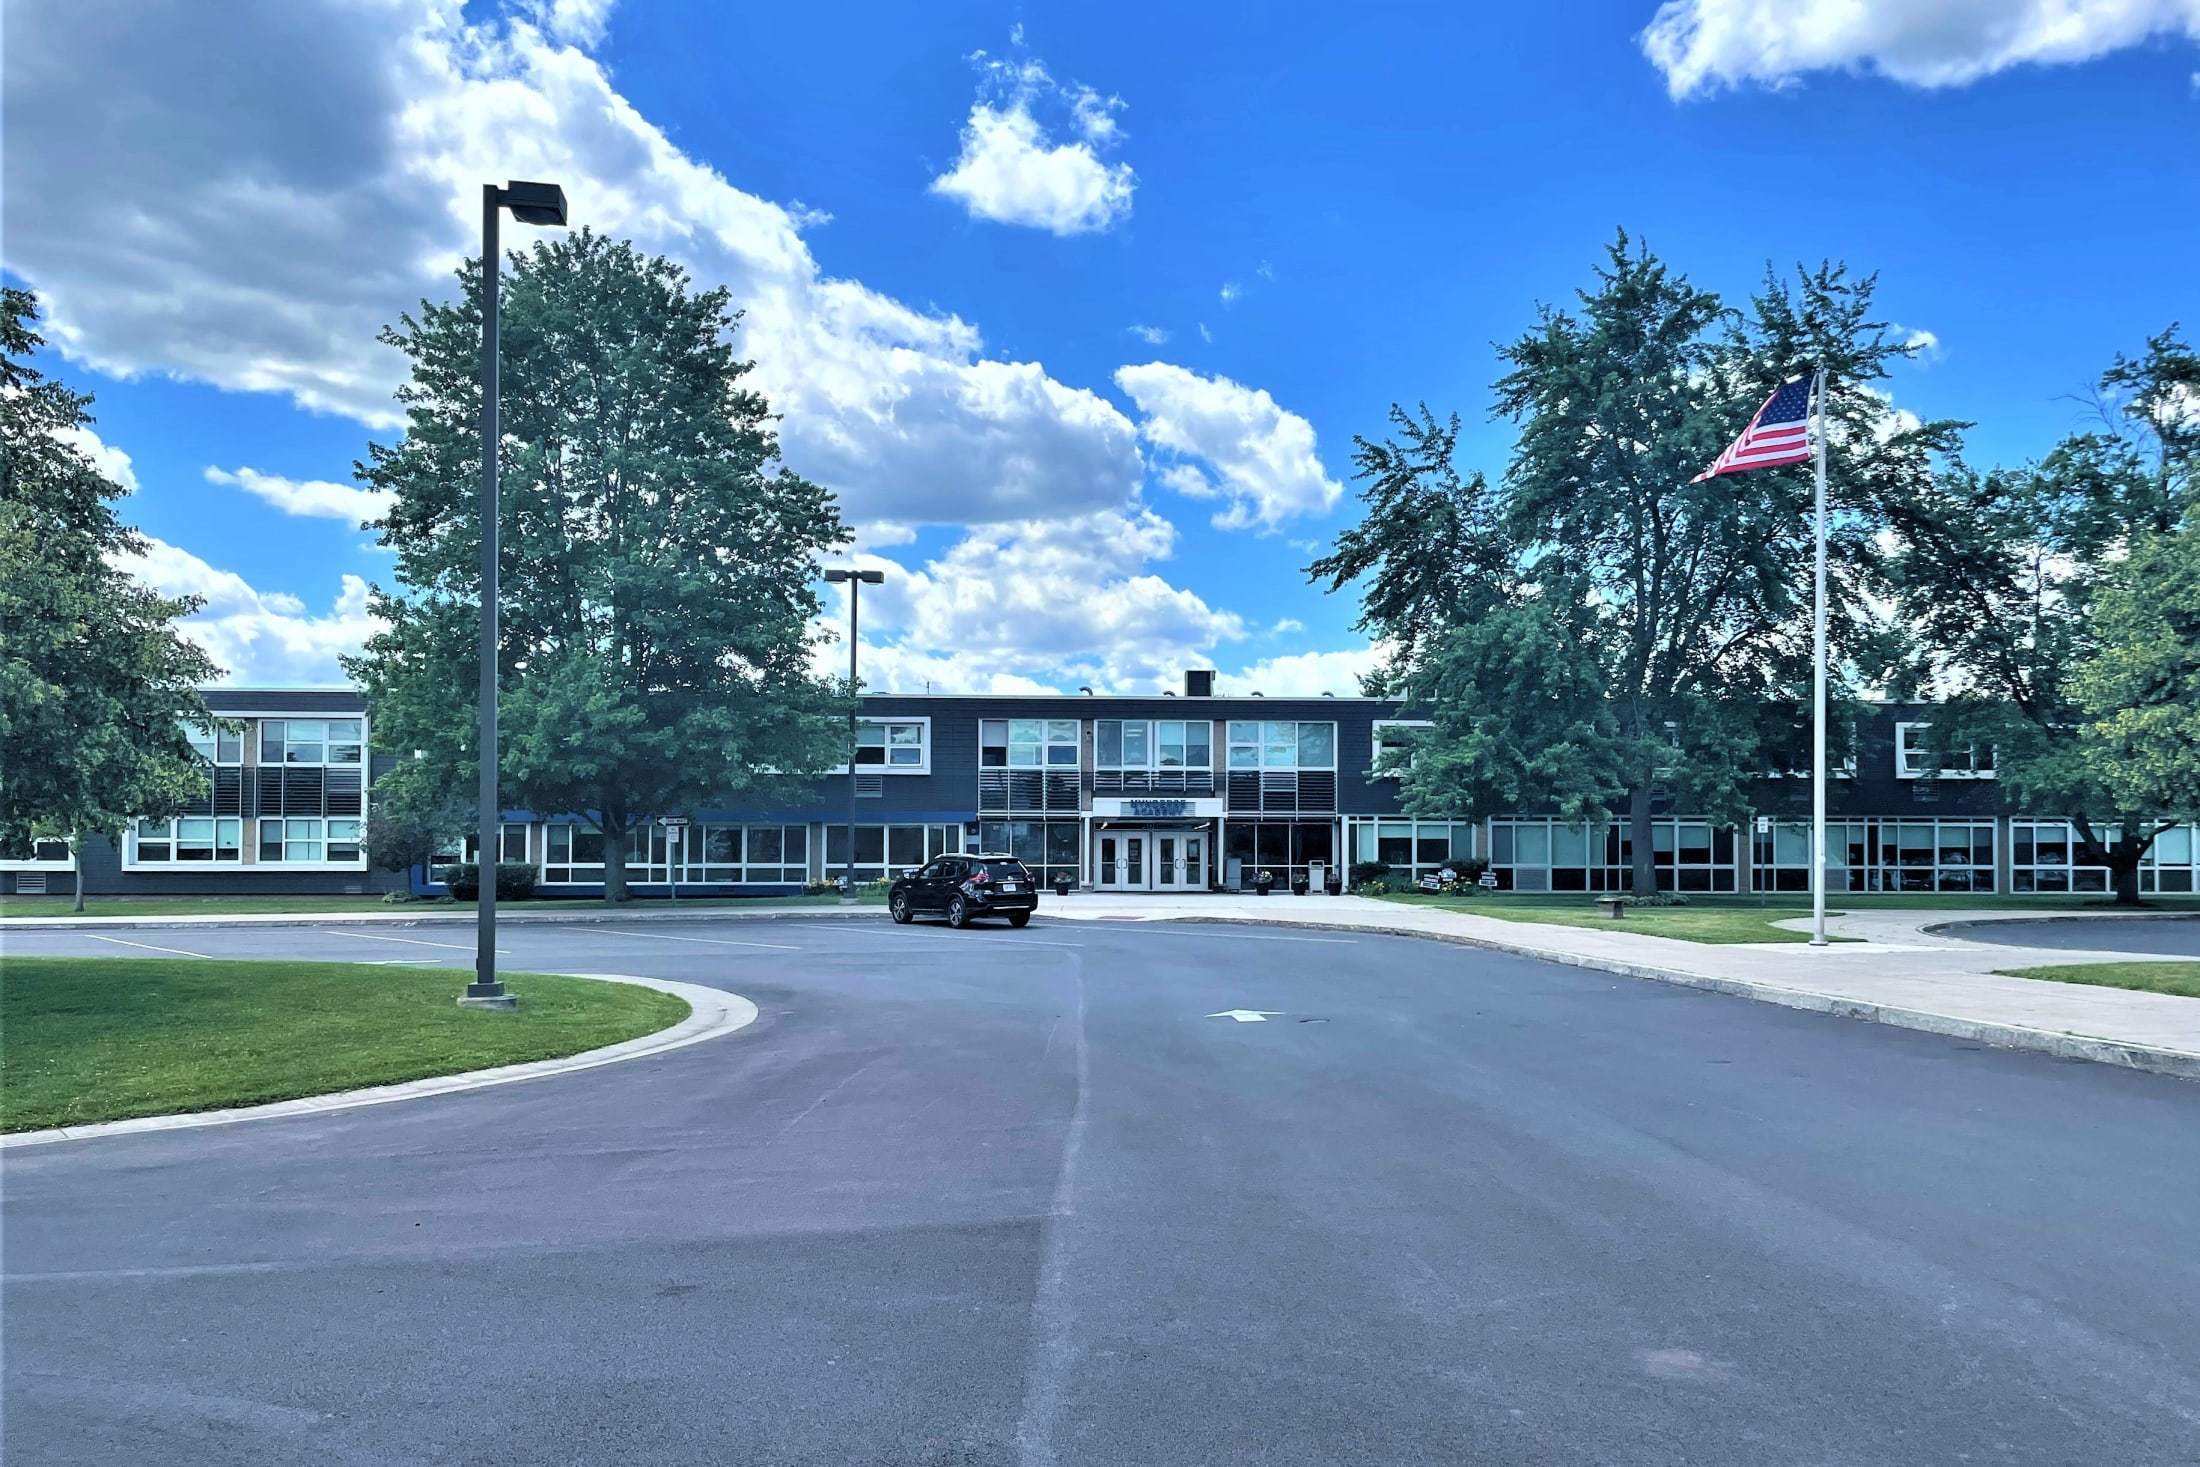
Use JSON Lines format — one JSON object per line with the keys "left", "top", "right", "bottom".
{"left": 8, "top": 0, "right": 2198, "bottom": 691}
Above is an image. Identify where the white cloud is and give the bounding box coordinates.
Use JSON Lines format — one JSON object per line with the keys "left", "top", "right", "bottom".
{"left": 1269, "top": 617, "right": 1304, "bottom": 635}
{"left": 520, "top": 0, "right": 617, "bottom": 49}
{"left": 205, "top": 465, "right": 389, "bottom": 526}
{"left": 817, "top": 509, "right": 1248, "bottom": 693}
{"left": 112, "top": 535, "right": 383, "bottom": 686}
{"left": 1128, "top": 324, "right": 1170, "bottom": 345}
{"left": 1197, "top": 322, "right": 1214, "bottom": 344}
{"left": 1900, "top": 326, "right": 1944, "bottom": 363}
{"left": 1219, "top": 281, "right": 1243, "bottom": 305}
{"left": 1114, "top": 363, "right": 1344, "bottom": 532}
{"left": 1644, "top": 0, "right": 2200, "bottom": 98}
{"left": 3, "top": 2, "right": 1142, "bottom": 527}
{"left": 1214, "top": 645, "right": 1385, "bottom": 698}
{"left": 55, "top": 423, "right": 139, "bottom": 494}
{"left": 929, "top": 52, "right": 1135, "bottom": 235}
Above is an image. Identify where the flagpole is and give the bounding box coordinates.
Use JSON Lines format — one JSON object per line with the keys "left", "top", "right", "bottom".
{"left": 1810, "top": 364, "right": 1829, "bottom": 948}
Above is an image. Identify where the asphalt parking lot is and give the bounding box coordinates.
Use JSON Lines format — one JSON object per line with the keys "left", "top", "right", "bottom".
{"left": 1943, "top": 914, "right": 2200, "bottom": 956}
{"left": 4, "top": 914, "right": 2198, "bottom": 1465}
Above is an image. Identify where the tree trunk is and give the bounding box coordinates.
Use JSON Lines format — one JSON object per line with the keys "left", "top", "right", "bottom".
{"left": 602, "top": 822, "right": 628, "bottom": 905}
{"left": 72, "top": 828, "right": 86, "bottom": 914}
{"left": 1627, "top": 785, "right": 1656, "bottom": 898}
{"left": 2110, "top": 853, "right": 2143, "bottom": 907}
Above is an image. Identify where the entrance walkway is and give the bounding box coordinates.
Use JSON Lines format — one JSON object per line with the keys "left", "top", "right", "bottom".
{"left": 1039, "top": 893, "right": 2200, "bottom": 1079}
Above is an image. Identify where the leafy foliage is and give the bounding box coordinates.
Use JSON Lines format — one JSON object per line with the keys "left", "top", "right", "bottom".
{"left": 0, "top": 288, "right": 216, "bottom": 896}
{"left": 347, "top": 232, "right": 850, "bottom": 901}
{"left": 1890, "top": 327, "right": 2197, "bottom": 898}
{"left": 1316, "top": 234, "right": 1945, "bottom": 891}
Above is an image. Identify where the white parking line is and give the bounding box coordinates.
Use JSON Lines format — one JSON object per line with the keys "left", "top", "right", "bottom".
{"left": 321, "top": 928, "right": 506, "bottom": 954}
{"left": 82, "top": 933, "right": 216, "bottom": 959}
{"left": 1065, "top": 923, "right": 1356, "bottom": 945}
{"left": 591, "top": 927, "right": 803, "bottom": 952}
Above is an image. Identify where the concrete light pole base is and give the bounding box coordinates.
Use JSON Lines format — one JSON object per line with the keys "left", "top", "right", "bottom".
{"left": 458, "top": 988, "right": 518, "bottom": 1011}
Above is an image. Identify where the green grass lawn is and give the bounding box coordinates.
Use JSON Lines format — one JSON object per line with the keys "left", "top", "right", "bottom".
{"left": 1370, "top": 891, "right": 1838, "bottom": 943}
{"left": 1992, "top": 961, "right": 2200, "bottom": 999}
{"left": 0, "top": 888, "right": 889, "bottom": 919}
{"left": 0, "top": 958, "right": 689, "bottom": 1133}
{"left": 1370, "top": 889, "right": 2200, "bottom": 945}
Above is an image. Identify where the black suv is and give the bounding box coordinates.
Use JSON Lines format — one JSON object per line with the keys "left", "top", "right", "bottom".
{"left": 889, "top": 853, "right": 1038, "bottom": 928}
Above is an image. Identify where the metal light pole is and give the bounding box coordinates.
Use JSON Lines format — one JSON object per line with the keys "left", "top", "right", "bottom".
{"left": 463, "top": 180, "right": 569, "bottom": 1010}
{"left": 823, "top": 566, "right": 885, "bottom": 904}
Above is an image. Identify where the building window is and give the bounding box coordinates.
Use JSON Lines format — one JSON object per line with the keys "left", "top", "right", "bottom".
{"left": 1097, "top": 719, "right": 1211, "bottom": 770}
{"left": 543, "top": 822, "right": 609, "bottom": 883}
{"left": 132, "top": 816, "right": 244, "bottom": 864}
{"left": 853, "top": 718, "right": 928, "bottom": 771}
{"left": 259, "top": 719, "right": 363, "bottom": 767}
{"left": 1896, "top": 722, "right": 1994, "bottom": 779}
{"left": 460, "top": 822, "right": 530, "bottom": 865}
{"left": 1369, "top": 720, "right": 1431, "bottom": 778}
{"left": 976, "top": 819, "right": 1079, "bottom": 887}
{"left": 1489, "top": 818, "right": 1739, "bottom": 893}
{"left": 1226, "top": 721, "right": 1337, "bottom": 770}
{"left": 255, "top": 816, "right": 360, "bottom": 865}
{"left": 672, "top": 823, "right": 814, "bottom": 885}
{"left": 827, "top": 823, "right": 963, "bottom": 884}
{"left": 1223, "top": 821, "right": 1335, "bottom": 887}
{"left": 981, "top": 718, "right": 1078, "bottom": 769}
{"left": 183, "top": 721, "right": 243, "bottom": 766}
{"left": 1349, "top": 817, "right": 1474, "bottom": 878}
{"left": 1753, "top": 818, "right": 1994, "bottom": 893}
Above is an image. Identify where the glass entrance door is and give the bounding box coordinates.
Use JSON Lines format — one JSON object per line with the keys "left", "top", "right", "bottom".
{"left": 1157, "top": 835, "right": 1180, "bottom": 888}
{"left": 1098, "top": 831, "right": 1151, "bottom": 890}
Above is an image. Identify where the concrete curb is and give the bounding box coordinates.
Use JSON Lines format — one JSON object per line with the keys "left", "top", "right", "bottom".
{"left": 0, "top": 904, "right": 885, "bottom": 933}
{"left": 0, "top": 973, "right": 759, "bottom": 1150}
{"left": 1047, "top": 910, "right": 2200, "bottom": 1083}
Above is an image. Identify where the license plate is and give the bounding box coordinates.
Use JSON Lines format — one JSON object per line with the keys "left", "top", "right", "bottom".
{"left": 1001, "top": 881, "right": 1019, "bottom": 892}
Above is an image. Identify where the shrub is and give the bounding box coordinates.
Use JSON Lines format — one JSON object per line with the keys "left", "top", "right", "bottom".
{"left": 1457, "top": 857, "right": 1491, "bottom": 884}
{"left": 802, "top": 878, "right": 837, "bottom": 895}
{"left": 443, "top": 861, "right": 538, "bottom": 902}
{"left": 1348, "top": 860, "right": 1390, "bottom": 887}
{"left": 1351, "top": 879, "right": 1391, "bottom": 898}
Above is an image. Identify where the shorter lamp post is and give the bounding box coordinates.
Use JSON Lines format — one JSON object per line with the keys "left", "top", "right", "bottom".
{"left": 823, "top": 566, "right": 885, "bottom": 904}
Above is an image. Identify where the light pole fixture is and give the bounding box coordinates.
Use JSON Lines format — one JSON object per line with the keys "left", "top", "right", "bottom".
{"left": 463, "top": 180, "right": 569, "bottom": 1011}
{"left": 823, "top": 566, "right": 885, "bottom": 904}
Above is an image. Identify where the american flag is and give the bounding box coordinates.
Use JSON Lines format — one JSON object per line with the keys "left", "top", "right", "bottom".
{"left": 1691, "top": 374, "right": 1815, "bottom": 481}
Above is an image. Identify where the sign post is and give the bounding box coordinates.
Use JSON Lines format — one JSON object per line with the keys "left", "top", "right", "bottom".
{"left": 659, "top": 815, "right": 689, "bottom": 904}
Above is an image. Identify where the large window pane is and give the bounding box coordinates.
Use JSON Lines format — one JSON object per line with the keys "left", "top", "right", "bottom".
{"left": 1297, "top": 723, "right": 1335, "bottom": 767}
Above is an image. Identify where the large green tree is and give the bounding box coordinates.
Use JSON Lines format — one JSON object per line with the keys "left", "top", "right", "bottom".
{"left": 1891, "top": 328, "right": 2197, "bottom": 903}
{"left": 0, "top": 288, "right": 218, "bottom": 909}
{"left": 348, "top": 231, "right": 850, "bottom": 902}
{"left": 1318, "top": 236, "right": 1947, "bottom": 893}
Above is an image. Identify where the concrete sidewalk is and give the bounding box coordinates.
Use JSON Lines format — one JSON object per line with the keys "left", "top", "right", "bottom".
{"left": 1037, "top": 893, "right": 2200, "bottom": 1080}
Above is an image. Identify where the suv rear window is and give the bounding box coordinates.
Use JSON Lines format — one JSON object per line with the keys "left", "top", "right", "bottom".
{"left": 979, "top": 859, "right": 1031, "bottom": 880}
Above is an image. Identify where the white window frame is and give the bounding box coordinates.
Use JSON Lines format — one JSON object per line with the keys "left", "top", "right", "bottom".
{"left": 256, "top": 815, "right": 364, "bottom": 867}
{"left": 981, "top": 717, "right": 1078, "bottom": 771}
{"left": 258, "top": 717, "right": 365, "bottom": 769}
{"left": 1227, "top": 720, "right": 1339, "bottom": 771}
{"left": 1369, "top": 719, "right": 1433, "bottom": 779}
{"left": 1097, "top": 718, "right": 1212, "bottom": 771}
{"left": 0, "top": 836, "right": 77, "bottom": 873}
{"left": 1895, "top": 721, "right": 1996, "bottom": 780}
{"left": 183, "top": 720, "right": 245, "bottom": 767}
{"left": 840, "top": 716, "right": 931, "bottom": 775}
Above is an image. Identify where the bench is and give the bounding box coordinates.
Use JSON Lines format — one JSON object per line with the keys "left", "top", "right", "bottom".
{"left": 1595, "top": 897, "right": 1628, "bottom": 919}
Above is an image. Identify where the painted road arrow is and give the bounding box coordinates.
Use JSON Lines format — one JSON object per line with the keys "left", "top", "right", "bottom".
{"left": 1208, "top": 1009, "right": 1283, "bottom": 1023}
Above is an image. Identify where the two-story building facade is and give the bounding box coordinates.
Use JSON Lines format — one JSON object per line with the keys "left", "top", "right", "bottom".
{"left": 8, "top": 672, "right": 2199, "bottom": 900}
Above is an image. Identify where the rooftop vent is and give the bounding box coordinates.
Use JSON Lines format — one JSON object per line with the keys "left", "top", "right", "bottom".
{"left": 1184, "top": 668, "right": 1216, "bottom": 698}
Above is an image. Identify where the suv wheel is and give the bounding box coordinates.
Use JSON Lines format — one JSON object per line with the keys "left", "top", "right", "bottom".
{"left": 947, "top": 895, "right": 971, "bottom": 929}
{"left": 890, "top": 893, "right": 913, "bottom": 924}
{"left": 1008, "top": 912, "right": 1031, "bottom": 929}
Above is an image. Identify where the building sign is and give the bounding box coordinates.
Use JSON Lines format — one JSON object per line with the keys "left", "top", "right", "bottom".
{"left": 1127, "top": 799, "right": 1191, "bottom": 818}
